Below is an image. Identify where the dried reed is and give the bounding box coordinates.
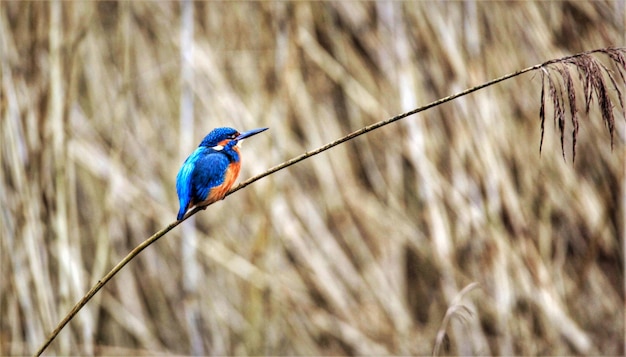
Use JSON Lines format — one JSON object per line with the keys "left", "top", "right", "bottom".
{"left": 2, "top": 1, "right": 624, "bottom": 356}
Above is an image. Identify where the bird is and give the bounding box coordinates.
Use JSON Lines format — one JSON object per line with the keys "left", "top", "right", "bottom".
{"left": 176, "top": 126, "right": 268, "bottom": 220}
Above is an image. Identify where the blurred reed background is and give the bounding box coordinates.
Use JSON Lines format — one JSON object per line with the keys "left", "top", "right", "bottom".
{"left": 1, "top": 1, "right": 624, "bottom": 355}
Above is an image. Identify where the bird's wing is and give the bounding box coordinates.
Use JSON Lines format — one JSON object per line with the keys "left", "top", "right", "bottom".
{"left": 176, "top": 153, "right": 197, "bottom": 210}
{"left": 190, "top": 151, "right": 230, "bottom": 202}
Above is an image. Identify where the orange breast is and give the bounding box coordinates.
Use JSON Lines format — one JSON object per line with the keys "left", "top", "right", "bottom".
{"left": 205, "top": 161, "right": 241, "bottom": 204}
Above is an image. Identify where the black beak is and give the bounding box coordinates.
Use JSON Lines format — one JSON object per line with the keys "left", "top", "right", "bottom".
{"left": 236, "top": 127, "right": 268, "bottom": 141}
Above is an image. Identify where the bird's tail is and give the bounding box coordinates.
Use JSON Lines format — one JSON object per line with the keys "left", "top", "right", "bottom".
{"left": 177, "top": 208, "right": 186, "bottom": 221}
{"left": 177, "top": 201, "right": 188, "bottom": 221}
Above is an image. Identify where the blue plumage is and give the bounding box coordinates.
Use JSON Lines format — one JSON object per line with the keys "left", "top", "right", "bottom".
{"left": 175, "top": 126, "right": 268, "bottom": 220}
{"left": 176, "top": 147, "right": 229, "bottom": 219}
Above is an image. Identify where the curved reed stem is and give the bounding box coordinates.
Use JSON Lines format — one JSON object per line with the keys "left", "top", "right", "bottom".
{"left": 34, "top": 47, "right": 624, "bottom": 356}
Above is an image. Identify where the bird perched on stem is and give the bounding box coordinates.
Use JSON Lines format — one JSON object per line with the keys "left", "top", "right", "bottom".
{"left": 176, "top": 127, "right": 268, "bottom": 220}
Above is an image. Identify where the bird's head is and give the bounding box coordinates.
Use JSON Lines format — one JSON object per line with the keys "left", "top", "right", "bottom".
{"left": 199, "top": 127, "right": 268, "bottom": 151}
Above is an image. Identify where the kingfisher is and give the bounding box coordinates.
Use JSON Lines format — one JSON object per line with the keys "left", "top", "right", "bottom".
{"left": 176, "top": 126, "right": 268, "bottom": 220}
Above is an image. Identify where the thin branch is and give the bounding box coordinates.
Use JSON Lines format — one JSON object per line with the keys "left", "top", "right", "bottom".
{"left": 33, "top": 221, "right": 182, "bottom": 356}
{"left": 540, "top": 69, "right": 547, "bottom": 155}
{"left": 34, "top": 47, "right": 626, "bottom": 356}
{"left": 194, "top": 58, "right": 551, "bottom": 209}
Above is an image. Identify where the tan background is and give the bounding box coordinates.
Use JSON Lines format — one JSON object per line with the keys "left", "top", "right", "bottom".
{"left": 1, "top": 1, "right": 624, "bottom": 355}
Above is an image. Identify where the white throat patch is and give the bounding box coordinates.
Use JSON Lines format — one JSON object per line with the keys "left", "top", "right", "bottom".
{"left": 211, "top": 145, "right": 224, "bottom": 151}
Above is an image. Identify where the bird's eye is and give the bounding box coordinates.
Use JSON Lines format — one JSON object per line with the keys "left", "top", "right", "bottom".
{"left": 231, "top": 133, "right": 238, "bottom": 139}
